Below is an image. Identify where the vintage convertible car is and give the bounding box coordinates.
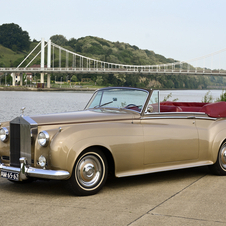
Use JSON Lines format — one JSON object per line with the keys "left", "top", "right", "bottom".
{"left": 1, "top": 87, "right": 226, "bottom": 196}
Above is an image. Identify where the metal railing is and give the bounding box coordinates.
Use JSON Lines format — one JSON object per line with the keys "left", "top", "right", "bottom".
{"left": 1, "top": 67, "right": 226, "bottom": 76}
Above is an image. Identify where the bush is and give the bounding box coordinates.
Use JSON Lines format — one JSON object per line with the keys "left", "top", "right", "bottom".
{"left": 202, "top": 91, "right": 214, "bottom": 103}
{"left": 216, "top": 90, "right": 226, "bottom": 102}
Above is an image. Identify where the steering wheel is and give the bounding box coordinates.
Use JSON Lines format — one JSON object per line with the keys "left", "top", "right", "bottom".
{"left": 125, "top": 104, "right": 141, "bottom": 112}
{"left": 125, "top": 104, "right": 137, "bottom": 108}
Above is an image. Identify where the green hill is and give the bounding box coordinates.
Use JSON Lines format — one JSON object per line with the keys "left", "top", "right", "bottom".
{"left": 0, "top": 42, "right": 40, "bottom": 67}
{"left": 0, "top": 36, "right": 177, "bottom": 67}
{"left": 64, "top": 36, "right": 176, "bottom": 66}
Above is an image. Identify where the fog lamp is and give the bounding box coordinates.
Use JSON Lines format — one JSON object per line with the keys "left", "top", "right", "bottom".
{"left": 38, "top": 131, "right": 49, "bottom": 147}
{"left": 38, "top": 155, "right": 47, "bottom": 168}
{"left": 0, "top": 127, "right": 9, "bottom": 142}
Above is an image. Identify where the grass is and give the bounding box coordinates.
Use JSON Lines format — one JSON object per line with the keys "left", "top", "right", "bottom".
{"left": 0, "top": 45, "right": 26, "bottom": 67}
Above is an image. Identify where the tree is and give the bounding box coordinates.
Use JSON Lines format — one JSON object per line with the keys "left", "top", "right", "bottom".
{"left": 96, "top": 76, "right": 103, "bottom": 85}
{"left": 50, "top": 35, "right": 68, "bottom": 46}
{"left": 71, "top": 75, "right": 78, "bottom": 82}
{"left": 67, "top": 38, "right": 77, "bottom": 51}
{"left": 0, "top": 23, "right": 30, "bottom": 51}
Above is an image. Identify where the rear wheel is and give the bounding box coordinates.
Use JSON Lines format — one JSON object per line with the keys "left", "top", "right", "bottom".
{"left": 69, "top": 149, "right": 108, "bottom": 196}
{"left": 209, "top": 143, "right": 226, "bottom": 175}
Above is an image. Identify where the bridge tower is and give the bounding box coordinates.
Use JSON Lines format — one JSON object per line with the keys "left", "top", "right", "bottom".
{"left": 47, "top": 39, "right": 51, "bottom": 88}
{"left": 40, "top": 38, "right": 45, "bottom": 84}
{"left": 40, "top": 38, "right": 51, "bottom": 88}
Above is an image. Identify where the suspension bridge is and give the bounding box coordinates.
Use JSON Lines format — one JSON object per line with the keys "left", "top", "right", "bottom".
{"left": 0, "top": 38, "right": 226, "bottom": 88}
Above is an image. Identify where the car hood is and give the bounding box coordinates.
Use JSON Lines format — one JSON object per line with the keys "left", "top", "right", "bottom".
{"left": 29, "top": 109, "right": 140, "bottom": 126}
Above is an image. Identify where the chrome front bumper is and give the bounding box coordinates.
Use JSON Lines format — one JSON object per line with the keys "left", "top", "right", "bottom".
{"left": 0, "top": 157, "right": 70, "bottom": 181}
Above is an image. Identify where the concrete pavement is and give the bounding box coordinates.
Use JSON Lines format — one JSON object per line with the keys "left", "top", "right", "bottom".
{"left": 0, "top": 166, "right": 225, "bottom": 226}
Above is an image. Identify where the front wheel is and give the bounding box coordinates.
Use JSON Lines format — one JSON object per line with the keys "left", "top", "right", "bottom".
{"left": 68, "top": 149, "right": 108, "bottom": 196}
{"left": 209, "top": 143, "right": 226, "bottom": 175}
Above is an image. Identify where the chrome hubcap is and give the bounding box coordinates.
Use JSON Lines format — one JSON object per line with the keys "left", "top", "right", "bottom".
{"left": 76, "top": 154, "right": 103, "bottom": 188}
{"left": 220, "top": 147, "right": 226, "bottom": 170}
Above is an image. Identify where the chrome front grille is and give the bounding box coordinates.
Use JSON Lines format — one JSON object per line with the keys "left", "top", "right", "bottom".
{"left": 10, "top": 121, "right": 21, "bottom": 167}
{"left": 10, "top": 117, "right": 37, "bottom": 167}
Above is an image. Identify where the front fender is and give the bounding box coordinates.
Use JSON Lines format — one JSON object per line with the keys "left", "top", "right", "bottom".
{"left": 49, "top": 121, "right": 143, "bottom": 176}
{"left": 49, "top": 128, "right": 113, "bottom": 175}
{"left": 48, "top": 122, "right": 123, "bottom": 172}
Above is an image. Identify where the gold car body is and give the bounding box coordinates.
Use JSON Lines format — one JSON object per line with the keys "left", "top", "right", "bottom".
{"left": 0, "top": 87, "right": 225, "bottom": 195}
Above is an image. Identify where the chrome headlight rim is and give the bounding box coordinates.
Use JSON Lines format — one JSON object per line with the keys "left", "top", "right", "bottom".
{"left": 38, "top": 131, "right": 50, "bottom": 147}
{"left": 0, "top": 127, "right": 9, "bottom": 143}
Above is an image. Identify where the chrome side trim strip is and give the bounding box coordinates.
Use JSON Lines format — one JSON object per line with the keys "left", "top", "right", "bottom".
{"left": 141, "top": 116, "right": 217, "bottom": 120}
{"left": 195, "top": 117, "right": 217, "bottom": 120}
{"left": 145, "top": 112, "right": 206, "bottom": 115}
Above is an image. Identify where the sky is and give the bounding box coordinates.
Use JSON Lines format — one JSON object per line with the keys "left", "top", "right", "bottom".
{"left": 1, "top": 0, "right": 226, "bottom": 69}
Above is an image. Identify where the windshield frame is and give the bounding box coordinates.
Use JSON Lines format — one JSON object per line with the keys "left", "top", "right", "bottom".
{"left": 84, "top": 87, "right": 152, "bottom": 115}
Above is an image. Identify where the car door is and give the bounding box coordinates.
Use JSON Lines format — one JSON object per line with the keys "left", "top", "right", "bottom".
{"left": 141, "top": 114, "right": 199, "bottom": 165}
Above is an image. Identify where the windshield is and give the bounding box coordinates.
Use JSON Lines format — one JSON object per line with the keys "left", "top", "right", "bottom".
{"left": 85, "top": 88, "right": 149, "bottom": 112}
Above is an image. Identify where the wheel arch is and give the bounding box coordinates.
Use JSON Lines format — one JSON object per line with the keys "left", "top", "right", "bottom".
{"left": 68, "top": 145, "right": 115, "bottom": 178}
{"left": 83, "top": 145, "right": 115, "bottom": 177}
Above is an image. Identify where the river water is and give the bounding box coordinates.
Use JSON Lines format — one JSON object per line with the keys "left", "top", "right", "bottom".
{"left": 0, "top": 89, "right": 224, "bottom": 122}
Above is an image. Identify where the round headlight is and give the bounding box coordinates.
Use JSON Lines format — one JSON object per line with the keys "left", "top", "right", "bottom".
{"left": 0, "top": 127, "right": 9, "bottom": 142}
{"left": 38, "top": 155, "right": 47, "bottom": 168}
{"left": 38, "top": 131, "right": 49, "bottom": 147}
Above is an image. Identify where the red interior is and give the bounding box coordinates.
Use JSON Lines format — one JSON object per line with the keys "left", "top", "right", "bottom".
{"left": 160, "top": 101, "right": 226, "bottom": 118}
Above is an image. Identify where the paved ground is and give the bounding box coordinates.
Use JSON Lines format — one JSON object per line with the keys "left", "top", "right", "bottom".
{"left": 0, "top": 166, "right": 225, "bottom": 226}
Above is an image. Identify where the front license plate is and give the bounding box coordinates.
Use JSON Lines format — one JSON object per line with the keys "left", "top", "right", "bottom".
{"left": 1, "top": 171, "right": 19, "bottom": 181}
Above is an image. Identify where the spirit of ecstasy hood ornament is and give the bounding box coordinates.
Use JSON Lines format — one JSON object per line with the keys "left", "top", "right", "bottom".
{"left": 20, "top": 107, "right": 26, "bottom": 117}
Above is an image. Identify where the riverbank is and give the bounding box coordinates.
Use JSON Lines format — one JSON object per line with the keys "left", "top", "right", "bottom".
{"left": 0, "top": 86, "right": 97, "bottom": 92}
{"left": 0, "top": 85, "right": 225, "bottom": 92}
